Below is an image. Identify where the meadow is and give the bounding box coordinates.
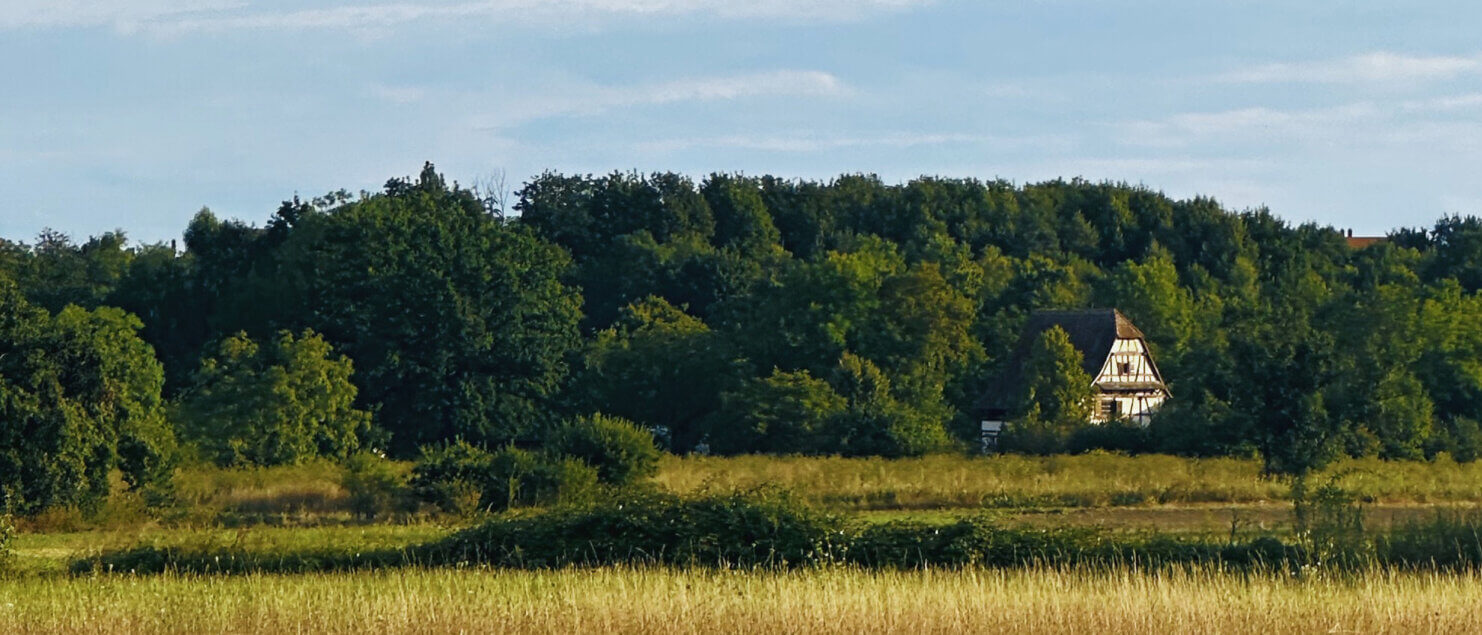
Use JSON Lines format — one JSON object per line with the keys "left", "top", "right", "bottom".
{"left": 655, "top": 453, "right": 1482, "bottom": 509}
{"left": 8, "top": 453, "right": 1482, "bottom": 632}
{"left": 37, "top": 452, "right": 1482, "bottom": 527}
{"left": 15, "top": 452, "right": 1470, "bottom": 536}
{"left": 4, "top": 566, "right": 1482, "bottom": 634}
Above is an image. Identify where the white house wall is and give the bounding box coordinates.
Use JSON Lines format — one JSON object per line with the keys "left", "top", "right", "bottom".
{"left": 1089, "top": 338, "right": 1166, "bottom": 425}
{"left": 1095, "top": 338, "right": 1161, "bottom": 386}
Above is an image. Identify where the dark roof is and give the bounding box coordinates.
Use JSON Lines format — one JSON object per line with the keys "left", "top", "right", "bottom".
{"left": 975, "top": 309, "right": 1164, "bottom": 415}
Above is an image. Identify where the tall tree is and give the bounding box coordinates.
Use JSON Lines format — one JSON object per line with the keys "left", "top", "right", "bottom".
{"left": 178, "top": 330, "right": 373, "bottom": 466}
{"left": 1002, "top": 326, "right": 1096, "bottom": 454}
{"left": 266, "top": 164, "right": 583, "bottom": 455}
{"left": 0, "top": 277, "right": 174, "bottom": 514}
{"left": 578, "top": 297, "right": 738, "bottom": 453}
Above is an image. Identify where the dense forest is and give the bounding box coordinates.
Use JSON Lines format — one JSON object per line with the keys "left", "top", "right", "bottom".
{"left": 6, "top": 163, "right": 1482, "bottom": 513}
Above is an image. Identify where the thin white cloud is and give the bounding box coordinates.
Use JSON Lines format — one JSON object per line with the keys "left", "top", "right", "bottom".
{"left": 1402, "top": 93, "right": 1482, "bottom": 113}
{"left": 1054, "top": 157, "right": 1273, "bottom": 175}
{"left": 4, "top": 0, "right": 934, "bottom": 33}
{"left": 635, "top": 132, "right": 1064, "bottom": 154}
{"left": 1221, "top": 51, "right": 1482, "bottom": 84}
{"left": 1120, "top": 103, "right": 1384, "bottom": 147}
{"left": 469, "top": 70, "right": 850, "bottom": 130}
{"left": 0, "top": 0, "right": 243, "bottom": 30}
{"left": 367, "top": 84, "right": 427, "bottom": 105}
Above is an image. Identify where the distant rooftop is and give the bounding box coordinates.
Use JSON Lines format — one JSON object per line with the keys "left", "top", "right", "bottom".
{"left": 1340, "top": 228, "right": 1386, "bottom": 249}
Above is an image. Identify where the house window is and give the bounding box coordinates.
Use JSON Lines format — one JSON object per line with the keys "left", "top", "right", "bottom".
{"left": 1118, "top": 362, "right": 1132, "bottom": 375}
{"left": 1100, "top": 399, "right": 1117, "bottom": 419}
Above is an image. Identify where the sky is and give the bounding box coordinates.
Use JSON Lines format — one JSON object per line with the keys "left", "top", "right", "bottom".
{"left": 4, "top": 0, "right": 1482, "bottom": 244}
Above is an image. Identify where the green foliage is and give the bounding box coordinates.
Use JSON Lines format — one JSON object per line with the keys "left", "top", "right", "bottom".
{"left": 408, "top": 441, "right": 497, "bottom": 515}
{"left": 546, "top": 414, "right": 661, "bottom": 486}
{"left": 341, "top": 452, "right": 411, "bottom": 520}
{"left": 22, "top": 168, "right": 1482, "bottom": 469}
{"left": 1066, "top": 420, "right": 1153, "bottom": 454}
{"left": 256, "top": 165, "right": 584, "bottom": 454}
{"left": 847, "top": 516, "right": 1242, "bottom": 569}
{"left": 1290, "top": 475, "right": 1371, "bottom": 568}
{"left": 1001, "top": 326, "right": 1095, "bottom": 454}
{"left": 0, "top": 278, "right": 175, "bottom": 515}
{"left": 1096, "top": 247, "right": 1194, "bottom": 365}
{"left": 0, "top": 514, "right": 13, "bottom": 568}
{"left": 7, "top": 230, "right": 133, "bottom": 314}
{"left": 710, "top": 369, "right": 847, "bottom": 455}
{"left": 178, "top": 330, "right": 372, "bottom": 467}
{"left": 1232, "top": 310, "right": 1343, "bottom": 477}
{"left": 1427, "top": 417, "right": 1482, "bottom": 462}
{"left": 1377, "top": 509, "right": 1482, "bottom": 570}
{"left": 824, "top": 353, "right": 956, "bottom": 457}
{"left": 579, "top": 297, "right": 737, "bottom": 452}
{"left": 428, "top": 489, "right": 840, "bottom": 569}
{"left": 409, "top": 441, "right": 600, "bottom": 515}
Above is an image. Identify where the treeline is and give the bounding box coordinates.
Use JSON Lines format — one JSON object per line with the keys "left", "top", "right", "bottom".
{"left": 5, "top": 163, "right": 1482, "bottom": 512}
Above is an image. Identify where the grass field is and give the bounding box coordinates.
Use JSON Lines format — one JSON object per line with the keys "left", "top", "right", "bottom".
{"left": 3, "top": 566, "right": 1480, "bottom": 633}
{"left": 7, "top": 525, "right": 450, "bottom": 576}
{"left": 7, "top": 453, "right": 1482, "bottom": 632}
{"left": 12, "top": 452, "right": 1482, "bottom": 541}
{"left": 656, "top": 453, "right": 1482, "bottom": 510}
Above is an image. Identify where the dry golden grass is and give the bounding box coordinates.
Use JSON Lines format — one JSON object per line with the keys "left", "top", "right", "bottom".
{"left": 656, "top": 453, "right": 1482, "bottom": 510}
{"left": 3, "top": 566, "right": 1481, "bottom": 633}
{"left": 173, "top": 460, "right": 354, "bottom": 517}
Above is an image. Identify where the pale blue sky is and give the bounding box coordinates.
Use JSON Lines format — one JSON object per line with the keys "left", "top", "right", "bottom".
{"left": 4, "top": 1, "right": 1481, "bottom": 244}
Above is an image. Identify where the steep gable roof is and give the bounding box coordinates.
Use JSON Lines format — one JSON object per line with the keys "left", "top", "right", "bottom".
{"left": 976, "top": 309, "right": 1160, "bottom": 415}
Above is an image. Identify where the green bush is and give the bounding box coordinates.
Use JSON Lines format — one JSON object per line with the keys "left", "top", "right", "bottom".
{"left": 485, "top": 449, "right": 600, "bottom": 511}
{"left": 409, "top": 441, "right": 493, "bottom": 515}
{"left": 72, "top": 540, "right": 411, "bottom": 575}
{"left": 1426, "top": 417, "right": 1482, "bottom": 463}
{"left": 427, "top": 489, "right": 841, "bottom": 569}
{"left": 342, "top": 453, "right": 411, "bottom": 520}
{"left": 78, "top": 499, "right": 1482, "bottom": 575}
{"left": 1377, "top": 510, "right": 1482, "bottom": 570}
{"left": 709, "top": 369, "right": 846, "bottom": 455}
{"left": 847, "top": 516, "right": 1298, "bottom": 570}
{"left": 0, "top": 514, "right": 13, "bottom": 569}
{"left": 410, "top": 441, "right": 601, "bottom": 514}
{"left": 1066, "top": 420, "right": 1154, "bottom": 454}
{"left": 547, "top": 414, "right": 661, "bottom": 486}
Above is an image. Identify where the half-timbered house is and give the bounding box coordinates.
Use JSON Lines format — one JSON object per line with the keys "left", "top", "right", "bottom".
{"left": 976, "top": 309, "right": 1170, "bottom": 449}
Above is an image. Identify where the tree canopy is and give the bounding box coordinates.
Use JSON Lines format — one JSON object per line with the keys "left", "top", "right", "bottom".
{"left": 178, "top": 330, "right": 372, "bottom": 467}
{"left": 7, "top": 167, "right": 1482, "bottom": 482}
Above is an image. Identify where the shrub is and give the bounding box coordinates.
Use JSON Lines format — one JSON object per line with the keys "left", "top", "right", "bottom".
{"left": 1377, "top": 510, "right": 1482, "bottom": 569}
{"left": 847, "top": 516, "right": 1300, "bottom": 570}
{"left": 1426, "top": 417, "right": 1482, "bottom": 463}
{"left": 410, "top": 441, "right": 601, "bottom": 514}
{"left": 1066, "top": 420, "right": 1153, "bottom": 454}
{"left": 547, "top": 414, "right": 661, "bottom": 486}
{"left": 410, "top": 441, "right": 494, "bottom": 515}
{"left": 0, "top": 514, "right": 13, "bottom": 568}
{"left": 485, "top": 449, "right": 600, "bottom": 511}
{"left": 427, "top": 489, "right": 841, "bottom": 569}
{"left": 342, "top": 452, "right": 411, "bottom": 520}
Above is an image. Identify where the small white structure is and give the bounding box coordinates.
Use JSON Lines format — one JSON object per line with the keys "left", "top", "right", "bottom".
{"left": 976, "top": 309, "right": 1170, "bottom": 451}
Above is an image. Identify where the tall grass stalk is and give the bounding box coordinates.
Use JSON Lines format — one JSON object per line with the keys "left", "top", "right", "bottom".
{"left": 4, "top": 566, "right": 1481, "bottom": 633}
